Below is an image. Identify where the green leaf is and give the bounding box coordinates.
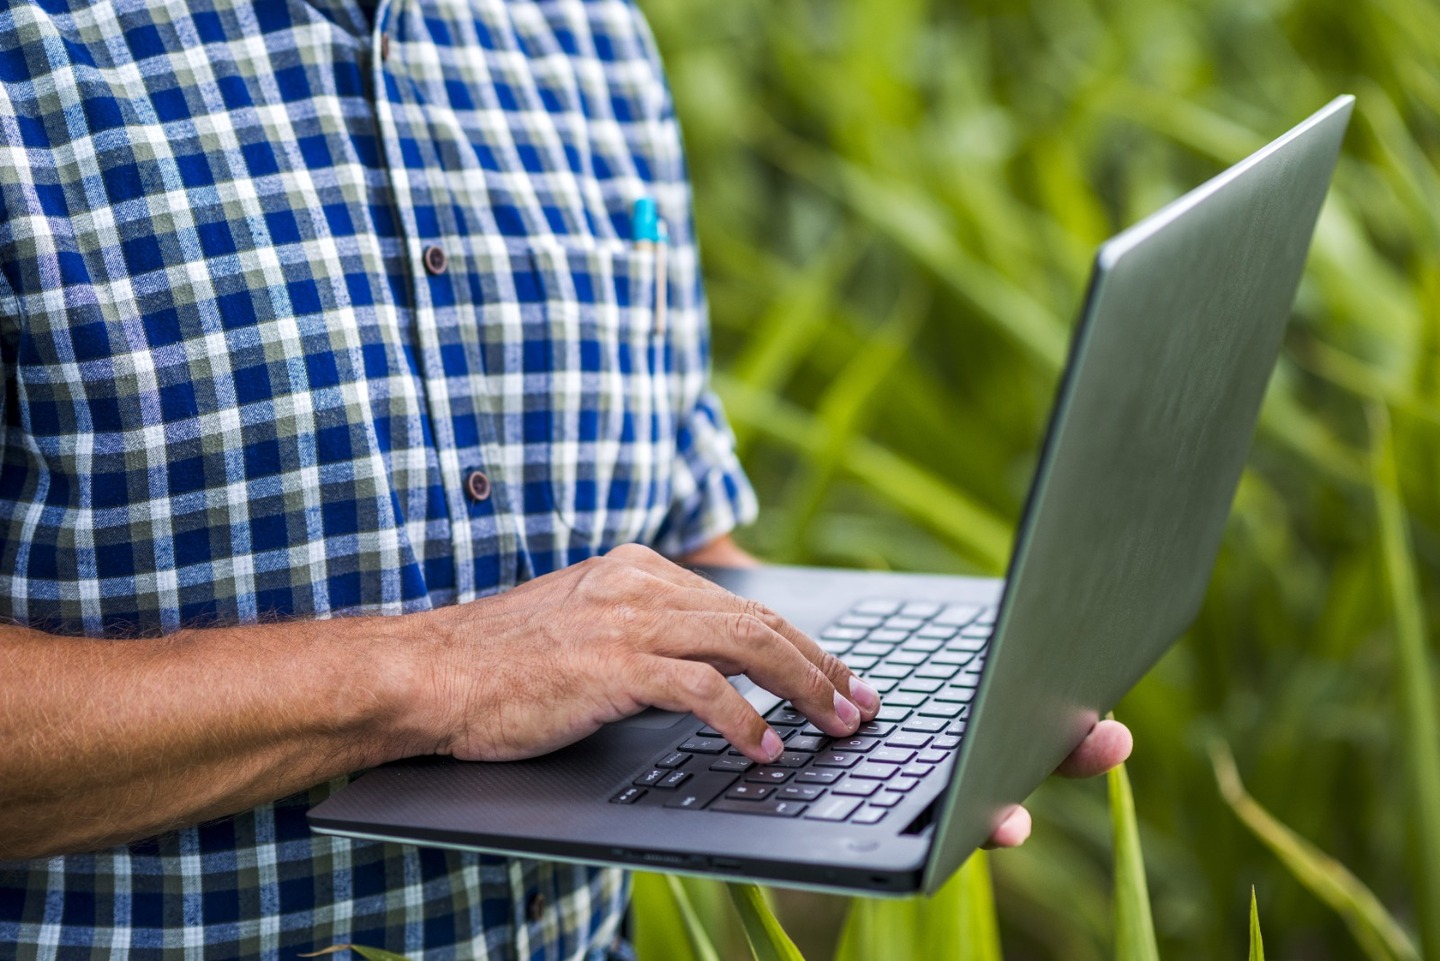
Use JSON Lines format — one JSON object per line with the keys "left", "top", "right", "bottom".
{"left": 1109, "top": 760, "right": 1161, "bottom": 961}
{"left": 1249, "top": 888, "right": 1265, "bottom": 961}
{"left": 667, "top": 876, "right": 723, "bottom": 961}
{"left": 1211, "top": 739, "right": 1421, "bottom": 961}
{"left": 632, "top": 873, "right": 723, "bottom": 961}
{"left": 1369, "top": 404, "right": 1440, "bottom": 960}
{"left": 297, "top": 947, "right": 412, "bottom": 961}
{"left": 726, "top": 884, "right": 807, "bottom": 961}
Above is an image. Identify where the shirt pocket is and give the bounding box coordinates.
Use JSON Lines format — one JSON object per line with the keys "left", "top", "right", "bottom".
{"left": 522, "top": 237, "right": 675, "bottom": 552}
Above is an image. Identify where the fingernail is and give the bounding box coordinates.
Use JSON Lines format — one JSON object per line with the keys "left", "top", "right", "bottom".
{"left": 833, "top": 690, "right": 861, "bottom": 729}
{"left": 761, "top": 728, "right": 784, "bottom": 761}
{"left": 849, "top": 677, "right": 881, "bottom": 714}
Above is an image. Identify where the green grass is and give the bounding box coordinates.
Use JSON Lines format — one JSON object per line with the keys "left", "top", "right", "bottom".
{"left": 631, "top": 0, "right": 1440, "bottom": 956}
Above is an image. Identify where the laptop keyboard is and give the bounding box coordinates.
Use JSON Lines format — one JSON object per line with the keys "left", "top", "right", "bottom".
{"left": 609, "top": 598, "right": 994, "bottom": 825}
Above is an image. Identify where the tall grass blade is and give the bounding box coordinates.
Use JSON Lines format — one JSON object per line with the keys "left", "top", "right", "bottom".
{"left": 948, "top": 853, "right": 1004, "bottom": 961}
{"left": 1210, "top": 739, "right": 1421, "bottom": 961}
{"left": 727, "top": 884, "right": 807, "bottom": 961}
{"left": 1249, "top": 888, "right": 1265, "bottom": 961}
{"left": 298, "top": 947, "right": 411, "bottom": 961}
{"left": 1109, "top": 760, "right": 1160, "bottom": 961}
{"left": 631, "top": 873, "right": 719, "bottom": 961}
{"left": 836, "top": 854, "right": 1004, "bottom": 961}
{"left": 1367, "top": 403, "right": 1440, "bottom": 960}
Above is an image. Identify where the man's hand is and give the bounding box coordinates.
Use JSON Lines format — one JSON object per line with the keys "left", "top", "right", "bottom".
{"left": 411, "top": 543, "right": 882, "bottom": 765}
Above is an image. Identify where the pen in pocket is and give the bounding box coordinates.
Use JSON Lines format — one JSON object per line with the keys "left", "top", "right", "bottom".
{"left": 631, "top": 197, "right": 666, "bottom": 337}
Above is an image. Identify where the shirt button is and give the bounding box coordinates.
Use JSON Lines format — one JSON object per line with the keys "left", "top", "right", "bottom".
{"left": 379, "top": 34, "right": 390, "bottom": 61}
{"left": 466, "top": 470, "right": 491, "bottom": 502}
{"left": 423, "top": 244, "right": 448, "bottom": 276}
{"left": 526, "top": 891, "right": 547, "bottom": 924}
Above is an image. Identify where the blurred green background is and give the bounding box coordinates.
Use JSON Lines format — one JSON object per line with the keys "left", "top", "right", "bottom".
{"left": 633, "top": 0, "right": 1440, "bottom": 957}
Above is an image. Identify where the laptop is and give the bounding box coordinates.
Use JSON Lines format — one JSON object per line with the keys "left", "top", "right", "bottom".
{"left": 309, "top": 96, "right": 1354, "bottom": 896}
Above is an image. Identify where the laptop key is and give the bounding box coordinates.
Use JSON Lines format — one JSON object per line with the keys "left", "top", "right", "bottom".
{"left": 887, "top": 732, "right": 932, "bottom": 749}
{"left": 746, "top": 767, "right": 794, "bottom": 784}
{"left": 888, "top": 776, "right": 921, "bottom": 792}
{"left": 916, "top": 663, "right": 959, "bottom": 680}
{"left": 917, "top": 750, "right": 948, "bottom": 764}
{"left": 851, "top": 807, "right": 888, "bottom": 825}
{"left": 853, "top": 599, "right": 903, "bottom": 616}
{"left": 786, "top": 735, "right": 828, "bottom": 753}
{"left": 633, "top": 769, "right": 667, "bottom": 787}
{"left": 901, "top": 638, "right": 944, "bottom": 653}
{"left": 679, "top": 737, "right": 728, "bottom": 754}
{"left": 868, "top": 792, "right": 905, "bottom": 808}
{"left": 611, "top": 787, "right": 646, "bottom": 804}
{"left": 932, "top": 735, "right": 963, "bottom": 750}
{"left": 875, "top": 706, "right": 912, "bottom": 722}
{"left": 772, "top": 752, "right": 811, "bottom": 769}
{"left": 884, "top": 691, "right": 927, "bottom": 707}
{"left": 902, "top": 717, "right": 948, "bottom": 734}
{"left": 868, "top": 629, "right": 911, "bottom": 644}
{"left": 779, "top": 784, "right": 826, "bottom": 802}
{"left": 711, "top": 798, "right": 808, "bottom": 818}
{"left": 830, "top": 779, "right": 881, "bottom": 798}
{"left": 842, "top": 654, "right": 879, "bottom": 671}
{"left": 726, "top": 783, "right": 774, "bottom": 800}
{"left": 916, "top": 624, "right": 958, "bottom": 640}
{"left": 871, "top": 747, "right": 916, "bottom": 764}
{"left": 888, "top": 650, "right": 928, "bottom": 665}
{"left": 850, "top": 762, "right": 900, "bottom": 781}
{"left": 658, "top": 771, "right": 692, "bottom": 790}
{"left": 868, "top": 677, "right": 899, "bottom": 693}
{"left": 897, "top": 677, "right": 944, "bottom": 694}
{"left": 805, "top": 796, "right": 862, "bottom": 822}
{"left": 839, "top": 614, "right": 884, "bottom": 628}
{"left": 869, "top": 663, "right": 911, "bottom": 680}
{"left": 813, "top": 752, "right": 862, "bottom": 769}
{"left": 902, "top": 762, "right": 935, "bottom": 779}
{"left": 767, "top": 705, "right": 807, "bottom": 726}
{"left": 831, "top": 736, "right": 880, "bottom": 753}
{"left": 918, "top": 702, "right": 966, "bottom": 718}
{"left": 930, "top": 650, "right": 976, "bottom": 667}
{"left": 932, "top": 604, "right": 982, "bottom": 626}
{"left": 709, "top": 757, "right": 754, "bottom": 773}
{"left": 821, "top": 627, "right": 868, "bottom": 641}
{"left": 899, "top": 602, "right": 943, "bottom": 619}
{"left": 856, "top": 721, "right": 894, "bottom": 737}
{"left": 796, "top": 769, "right": 843, "bottom": 785}
{"left": 818, "top": 640, "right": 853, "bottom": 656}
{"left": 850, "top": 642, "right": 894, "bottom": 657}
{"left": 664, "top": 773, "right": 737, "bottom": 810}
{"left": 655, "top": 752, "right": 691, "bottom": 769}
{"left": 883, "top": 616, "right": 925, "bottom": 632}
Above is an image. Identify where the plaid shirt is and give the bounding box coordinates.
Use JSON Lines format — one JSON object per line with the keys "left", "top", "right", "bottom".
{"left": 0, "top": 0, "right": 756, "bottom": 956}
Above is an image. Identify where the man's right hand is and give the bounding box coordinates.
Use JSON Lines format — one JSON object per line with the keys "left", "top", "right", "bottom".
{"left": 407, "top": 543, "right": 882, "bottom": 765}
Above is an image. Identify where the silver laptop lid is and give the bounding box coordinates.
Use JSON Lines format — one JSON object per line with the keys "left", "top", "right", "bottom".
{"left": 924, "top": 96, "right": 1354, "bottom": 891}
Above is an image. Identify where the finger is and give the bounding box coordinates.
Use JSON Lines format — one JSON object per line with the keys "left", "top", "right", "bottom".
{"left": 634, "top": 656, "right": 783, "bottom": 764}
{"left": 1055, "top": 719, "right": 1134, "bottom": 778}
{"left": 608, "top": 565, "right": 881, "bottom": 725}
{"left": 981, "top": 805, "right": 1032, "bottom": 849}
{"left": 652, "top": 609, "right": 861, "bottom": 738}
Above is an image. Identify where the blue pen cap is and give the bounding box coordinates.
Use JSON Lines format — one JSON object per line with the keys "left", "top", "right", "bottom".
{"left": 632, "top": 197, "right": 660, "bottom": 242}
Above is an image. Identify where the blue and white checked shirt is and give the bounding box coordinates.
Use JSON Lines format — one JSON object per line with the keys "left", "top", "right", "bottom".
{"left": 0, "top": 0, "right": 757, "bottom": 956}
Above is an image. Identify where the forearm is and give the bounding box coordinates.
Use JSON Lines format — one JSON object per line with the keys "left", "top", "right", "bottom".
{"left": 0, "top": 613, "right": 432, "bottom": 859}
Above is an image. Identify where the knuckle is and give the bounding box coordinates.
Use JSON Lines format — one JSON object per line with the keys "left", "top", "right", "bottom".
{"left": 678, "top": 664, "right": 724, "bottom": 702}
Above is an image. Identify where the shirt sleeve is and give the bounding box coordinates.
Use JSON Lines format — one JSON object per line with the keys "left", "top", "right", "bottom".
{"left": 652, "top": 383, "right": 760, "bottom": 559}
